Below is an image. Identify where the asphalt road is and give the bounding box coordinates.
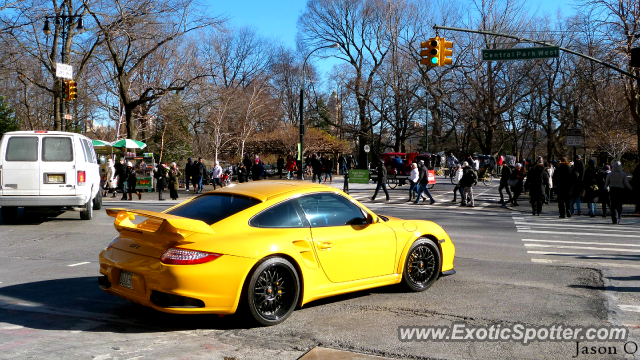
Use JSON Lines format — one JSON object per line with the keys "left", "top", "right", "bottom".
{"left": 1, "top": 177, "right": 640, "bottom": 360}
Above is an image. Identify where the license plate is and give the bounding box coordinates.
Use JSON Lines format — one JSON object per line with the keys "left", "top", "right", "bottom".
{"left": 119, "top": 270, "right": 133, "bottom": 289}
{"left": 47, "top": 174, "right": 65, "bottom": 183}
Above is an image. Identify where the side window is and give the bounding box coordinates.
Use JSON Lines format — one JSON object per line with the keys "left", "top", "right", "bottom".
{"left": 250, "top": 200, "right": 305, "bottom": 228}
{"left": 5, "top": 137, "right": 38, "bottom": 161}
{"left": 297, "top": 193, "right": 367, "bottom": 227}
{"left": 42, "top": 137, "right": 73, "bottom": 162}
{"left": 81, "top": 139, "right": 96, "bottom": 163}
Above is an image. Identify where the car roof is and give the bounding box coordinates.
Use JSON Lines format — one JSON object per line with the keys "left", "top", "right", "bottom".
{"left": 2, "top": 131, "right": 89, "bottom": 139}
{"left": 211, "top": 181, "right": 333, "bottom": 202}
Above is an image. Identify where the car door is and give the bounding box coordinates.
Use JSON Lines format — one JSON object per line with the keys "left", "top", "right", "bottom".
{"left": 2, "top": 135, "right": 40, "bottom": 196}
{"left": 39, "top": 135, "right": 76, "bottom": 196}
{"left": 297, "top": 193, "right": 396, "bottom": 283}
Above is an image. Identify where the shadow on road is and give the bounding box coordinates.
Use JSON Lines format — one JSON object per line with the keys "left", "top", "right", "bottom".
{"left": 568, "top": 283, "right": 640, "bottom": 293}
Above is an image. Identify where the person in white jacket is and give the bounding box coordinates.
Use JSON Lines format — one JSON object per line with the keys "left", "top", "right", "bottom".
{"left": 452, "top": 164, "right": 463, "bottom": 202}
{"left": 212, "top": 161, "right": 223, "bottom": 190}
{"left": 407, "top": 163, "right": 421, "bottom": 202}
{"left": 104, "top": 158, "right": 116, "bottom": 198}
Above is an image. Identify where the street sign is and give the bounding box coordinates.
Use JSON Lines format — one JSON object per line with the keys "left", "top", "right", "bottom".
{"left": 364, "top": 145, "right": 370, "bottom": 153}
{"left": 482, "top": 47, "right": 559, "bottom": 61}
{"left": 56, "top": 63, "right": 73, "bottom": 79}
{"left": 348, "top": 169, "right": 369, "bottom": 184}
{"left": 64, "top": 114, "right": 72, "bottom": 120}
{"left": 566, "top": 128, "right": 583, "bottom": 147}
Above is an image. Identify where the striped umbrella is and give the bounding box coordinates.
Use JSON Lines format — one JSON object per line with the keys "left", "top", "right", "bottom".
{"left": 110, "top": 139, "right": 147, "bottom": 149}
{"left": 91, "top": 139, "right": 112, "bottom": 147}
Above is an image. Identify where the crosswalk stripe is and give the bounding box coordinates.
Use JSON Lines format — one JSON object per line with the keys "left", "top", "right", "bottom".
{"left": 529, "top": 258, "right": 640, "bottom": 269}
{"left": 518, "top": 229, "right": 640, "bottom": 238}
{"left": 619, "top": 305, "right": 640, "bottom": 312}
{"left": 525, "top": 244, "right": 640, "bottom": 253}
{"left": 514, "top": 221, "right": 640, "bottom": 234}
{"left": 523, "top": 239, "right": 640, "bottom": 247}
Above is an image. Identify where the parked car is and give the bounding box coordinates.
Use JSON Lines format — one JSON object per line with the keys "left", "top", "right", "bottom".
{"left": 0, "top": 131, "right": 102, "bottom": 222}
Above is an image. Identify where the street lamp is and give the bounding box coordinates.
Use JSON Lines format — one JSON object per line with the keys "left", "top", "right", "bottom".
{"left": 43, "top": 13, "right": 84, "bottom": 131}
{"left": 298, "top": 42, "right": 340, "bottom": 179}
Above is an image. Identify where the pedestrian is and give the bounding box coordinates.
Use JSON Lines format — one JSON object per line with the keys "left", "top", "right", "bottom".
{"left": 585, "top": 178, "right": 599, "bottom": 217}
{"left": 524, "top": 158, "right": 549, "bottom": 216}
{"left": 552, "top": 157, "right": 574, "bottom": 218}
{"left": 155, "top": 163, "right": 168, "bottom": 201}
{"left": 323, "top": 156, "right": 334, "bottom": 184}
{"left": 251, "top": 158, "right": 264, "bottom": 181}
{"left": 499, "top": 163, "right": 513, "bottom": 207}
{"left": 277, "top": 155, "right": 285, "bottom": 179}
{"left": 497, "top": 154, "right": 504, "bottom": 176}
{"left": 237, "top": 163, "right": 248, "bottom": 183}
{"left": 371, "top": 159, "right": 389, "bottom": 201}
{"left": 286, "top": 156, "right": 296, "bottom": 180}
{"left": 347, "top": 155, "right": 355, "bottom": 170}
{"left": 414, "top": 160, "right": 436, "bottom": 204}
{"left": 116, "top": 158, "right": 128, "bottom": 200}
{"left": 510, "top": 163, "right": 524, "bottom": 206}
{"left": 211, "top": 161, "right": 223, "bottom": 190}
{"left": 447, "top": 153, "right": 458, "bottom": 175}
{"left": 184, "top": 157, "right": 192, "bottom": 192}
{"left": 459, "top": 161, "right": 477, "bottom": 207}
{"left": 104, "top": 158, "right": 117, "bottom": 198}
{"left": 243, "top": 154, "right": 252, "bottom": 172}
{"left": 193, "top": 157, "right": 205, "bottom": 193}
{"left": 126, "top": 161, "right": 141, "bottom": 201}
{"left": 605, "top": 160, "right": 633, "bottom": 224}
{"left": 407, "top": 163, "right": 420, "bottom": 202}
{"left": 338, "top": 154, "right": 346, "bottom": 175}
{"left": 452, "top": 163, "right": 463, "bottom": 203}
{"left": 630, "top": 163, "right": 640, "bottom": 214}
{"left": 598, "top": 165, "right": 611, "bottom": 217}
{"left": 311, "top": 154, "right": 323, "bottom": 183}
{"left": 571, "top": 155, "right": 585, "bottom": 215}
{"left": 168, "top": 162, "right": 181, "bottom": 200}
{"left": 545, "top": 161, "right": 554, "bottom": 204}
{"left": 305, "top": 155, "right": 313, "bottom": 177}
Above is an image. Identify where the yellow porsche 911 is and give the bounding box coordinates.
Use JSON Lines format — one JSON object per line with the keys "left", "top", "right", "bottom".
{"left": 98, "top": 182, "right": 455, "bottom": 325}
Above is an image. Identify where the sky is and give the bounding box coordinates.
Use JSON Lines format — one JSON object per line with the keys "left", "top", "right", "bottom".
{"left": 208, "top": 0, "right": 577, "bottom": 75}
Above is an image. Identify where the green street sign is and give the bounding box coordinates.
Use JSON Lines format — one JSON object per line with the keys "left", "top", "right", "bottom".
{"left": 348, "top": 169, "right": 370, "bottom": 184}
{"left": 482, "top": 47, "right": 559, "bottom": 61}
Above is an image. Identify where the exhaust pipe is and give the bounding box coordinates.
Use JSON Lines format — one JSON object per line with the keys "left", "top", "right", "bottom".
{"left": 98, "top": 275, "right": 111, "bottom": 289}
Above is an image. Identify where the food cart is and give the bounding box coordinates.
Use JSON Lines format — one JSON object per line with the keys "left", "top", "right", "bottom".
{"left": 125, "top": 152, "right": 156, "bottom": 192}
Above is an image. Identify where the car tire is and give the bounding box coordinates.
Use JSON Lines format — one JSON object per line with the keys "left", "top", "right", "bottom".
{"left": 246, "top": 257, "right": 300, "bottom": 326}
{"left": 1, "top": 206, "right": 18, "bottom": 223}
{"left": 93, "top": 191, "right": 102, "bottom": 210}
{"left": 402, "top": 238, "right": 441, "bottom": 292}
{"left": 80, "top": 198, "right": 93, "bottom": 220}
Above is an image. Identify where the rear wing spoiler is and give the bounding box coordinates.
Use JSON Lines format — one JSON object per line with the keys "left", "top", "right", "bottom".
{"left": 106, "top": 208, "right": 215, "bottom": 239}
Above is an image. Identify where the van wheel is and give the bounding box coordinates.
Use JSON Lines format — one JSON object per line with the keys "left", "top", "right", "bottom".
{"left": 80, "top": 199, "right": 93, "bottom": 220}
{"left": 1, "top": 206, "right": 18, "bottom": 223}
{"left": 93, "top": 191, "right": 102, "bottom": 210}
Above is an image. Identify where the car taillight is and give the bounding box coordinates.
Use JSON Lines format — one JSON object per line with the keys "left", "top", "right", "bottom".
{"left": 160, "top": 248, "right": 222, "bottom": 265}
{"left": 77, "top": 170, "right": 86, "bottom": 185}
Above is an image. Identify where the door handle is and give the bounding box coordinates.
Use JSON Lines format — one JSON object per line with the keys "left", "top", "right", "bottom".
{"left": 317, "top": 242, "right": 333, "bottom": 250}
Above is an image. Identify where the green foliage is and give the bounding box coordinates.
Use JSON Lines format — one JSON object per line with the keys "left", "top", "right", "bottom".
{"left": 0, "top": 96, "right": 20, "bottom": 138}
{"left": 307, "top": 98, "right": 332, "bottom": 131}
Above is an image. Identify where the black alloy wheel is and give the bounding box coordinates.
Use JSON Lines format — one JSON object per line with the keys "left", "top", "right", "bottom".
{"left": 402, "top": 239, "right": 441, "bottom": 292}
{"left": 247, "top": 257, "right": 300, "bottom": 326}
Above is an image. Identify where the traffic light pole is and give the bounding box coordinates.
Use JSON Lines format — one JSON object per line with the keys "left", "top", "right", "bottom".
{"left": 433, "top": 25, "right": 640, "bottom": 80}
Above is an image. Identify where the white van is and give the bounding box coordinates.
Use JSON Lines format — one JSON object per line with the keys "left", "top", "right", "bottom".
{"left": 0, "top": 131, "right": 102, "bottom": 222}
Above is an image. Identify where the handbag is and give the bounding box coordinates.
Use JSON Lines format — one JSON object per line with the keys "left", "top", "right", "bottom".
{"left": 108, "top": 179, "right": 117, "bottom": 188}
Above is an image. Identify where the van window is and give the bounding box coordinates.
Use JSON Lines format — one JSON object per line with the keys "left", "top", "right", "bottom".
{"left": 5, "top": 137, "right": 38, "bottom": 161}
{"left": 81, "top": 139, "right": 95, "bottom": 163}
{"left": 42, "top": 137, "right": 73, "bottom": 162}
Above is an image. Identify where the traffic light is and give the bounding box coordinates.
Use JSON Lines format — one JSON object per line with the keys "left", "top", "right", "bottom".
{"left": 420, "top": 37, "right": 440, "bottom": 66}
{"left": 440, "top": 38, "right": 453, "bottom": 66}
{"left": 62, "top": 80, "right": 70, "bottom": 101}
{"left": 68, "top": 81, "right": 77, "bottom": 101}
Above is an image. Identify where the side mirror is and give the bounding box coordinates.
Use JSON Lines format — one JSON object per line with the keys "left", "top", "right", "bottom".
{"left": 367, "top": 214, "right": 378, "bottom": 224}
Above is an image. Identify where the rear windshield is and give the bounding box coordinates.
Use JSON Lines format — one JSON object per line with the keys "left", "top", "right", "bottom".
{"left": 42, "top": 137, "right": 73, "bottom": 162}
{"left": 165, "top": 194, "right": 260, "bottom": 225}
{"left": 5, "top": 137, "right": 38, "bottom": 161}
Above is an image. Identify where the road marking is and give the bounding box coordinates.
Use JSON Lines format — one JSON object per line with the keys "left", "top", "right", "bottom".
{"left": 525, "top": 244, "right": 640, "bottom": 253}
{"left": 0, "top": 323, "right": 24, "bottom": 330}
{"left": 518, "top": 229, "right": 640, "bottom": 238}
{"left": 619, "top": 305, "right": 640, "bottom": 313}
{"left": 523, "top": 239, "right": 640, "bottom": 247}
{"left": 68, "top": 262, "right": 90, "bottom": 267}
{"left": 514, "top": 221, "right": 640, "bottom": 234}
{"left": 529, "top": 257, "right": 640, "bottom": 269}
{"left": 70, "top": 319, "right": 105, "bottom": 333}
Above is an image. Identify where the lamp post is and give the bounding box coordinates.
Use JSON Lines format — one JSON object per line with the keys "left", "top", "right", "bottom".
{"left": 43, "top": 12, "right": 84, "bottom": 131}
{"left": 298, "top": 43, "right": 340, "bottom": 179}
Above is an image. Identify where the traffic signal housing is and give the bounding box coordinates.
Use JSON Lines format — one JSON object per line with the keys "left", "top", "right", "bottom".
{"left": 62, "top": 80, "right": 70, "bottom": 101}
{"left": 441, "top": 38, "right": 453, "bottom": 66}
{"left": 421, "top": 37, "right": 440, "bottom": 66}
{"left": 68, "top": 81, "right": 77, "bottom": 101}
